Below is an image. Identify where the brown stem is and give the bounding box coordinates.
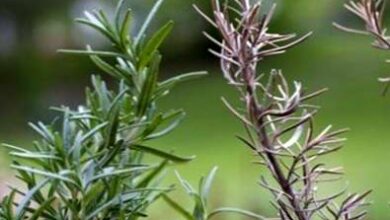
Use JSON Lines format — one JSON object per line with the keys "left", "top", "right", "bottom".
{"left": 257, "top": 116, "right": 307, "bottom": 220}
{"left": 246, "top": 81, "right": 307, "bottom": 220}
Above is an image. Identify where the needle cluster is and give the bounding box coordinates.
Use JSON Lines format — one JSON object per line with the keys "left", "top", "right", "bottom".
{"left": 196, "top": 0, "right": 371, "bottom": 219}
{"left": 0, "top": 0, "right": 205, "bottom": 219}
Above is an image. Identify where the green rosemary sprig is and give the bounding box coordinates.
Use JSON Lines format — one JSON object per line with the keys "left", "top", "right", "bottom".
{"left": 0, "top": 0, "right": 206, "bottom": 219}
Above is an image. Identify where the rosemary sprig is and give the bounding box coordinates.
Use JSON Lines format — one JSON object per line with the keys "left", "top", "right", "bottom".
{"left": 0, "top": 0, "right": 206, "bottom": 219}
{"left": 197, "top": 0, "right": 371, "bottom": 219}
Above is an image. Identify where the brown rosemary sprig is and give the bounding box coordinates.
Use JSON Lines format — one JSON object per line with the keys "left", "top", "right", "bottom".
{"left": 196, "top": 0, "right": 371, "bottom": 219}
{"left": 334, "top": 0, "right": 390, "bottom": 94}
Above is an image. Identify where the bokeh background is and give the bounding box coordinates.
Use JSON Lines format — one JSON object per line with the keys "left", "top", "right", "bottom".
{"left": 0, "top": 0, "right": 390, "bottom": 219}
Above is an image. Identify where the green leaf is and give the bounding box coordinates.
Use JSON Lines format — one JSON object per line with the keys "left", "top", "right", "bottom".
{"left": 136, "top": 160, "right": 168, "bottom": 188}
{"left": 80, "top": 122, "right": 108, "bottom": 144}
{"left": 83, "top": 181, "right": 105, "bottom": 208}
{"left": 62, "top": 107, "right": 71, "bottom": 151}
{"left": 56, "top": 189, "right": 80, "bottom": 214}
{"left": 135, "top": 0, "right": 164, "bottom": 45}
{"left": 138, "top": 21, "right": 173, "bottom": 69}
{"left": 131, "top": 145, "right": 195, "bottom": 163}
{"left": 28, "top": 122, "right": 54, "bottom": 145}
{"left": 87, "top": 166, "right": 151, "bottom": 184}
{"left": 120, "top": 9, "right": 132, "bottom": 47}
{"left": 29, "top": 197, "right": 56, "bottom": 220}
{"left": 146, "top": 110, "right": 186, "bottom": 140}
{"left": 58, "top": 49, "right": 127, "bottom": 58}
{"left": 2, "top": 143, "right": 29, "bottom": 153}
{"left": 15, "top": 178, "right": 50, "bottom": 219}
{"left": 175, "top": 171, "right": 196, "bottom": 194}
{"left": 9, "top": 152, "right": 61, "bottom": 161}
{"left": 201, "top": 167, "right": 218, "bottom": 205}
{"left": 83, "top": 11, "right": 104, "bottom": 28}
{"left": 76, "top": 18, "right": 116, "bottom": 43}
{"left": 136, "top": 54, "right": 161, "bottom": 116}
{"left": 162, "top": 195, "right": 194, "bottom": 220}
{"left": 91, "top": 75, "right": 112, "bottom": 114}
{"left": 114, "top": 0, "right": 126, "bottom": 30}
{"left": 11, "top": 165, "right": 75, "bottom": 184}
{"left": 88, "top": 47, "right": 123, "bottom": 79}
{"left": 96, "top": 9, "right": 117, "bottom": 37}
{"left": 86, "top": 197, "right": 118, "bottom": 220}
{"left": 158, "top": 71, "right": 208, "bottom": 92}
{"left": 53, "top": 132, "right": 67, "bottom": 159}
{"left": 71, "top": 122, "right": 108, "bottom": 165}
{"left": 192, "top": 194, "right": 206, "bottom": 220}
{"left": 2, "top": 190, "right": 17, "bottom": 219}
{"left": 142, "top": 113, "right": 163, "bottom": 137}
{"left": 103, "top": 89, "right": 128, "bottom": 149}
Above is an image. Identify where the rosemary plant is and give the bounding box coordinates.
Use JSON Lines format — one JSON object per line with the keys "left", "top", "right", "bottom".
{"left": 0, "top": 0, "right": 206, "bottom": 219}
{"left": 196, "top": 0, "right": 371, "bottom": 219}
{"left": 334, "top": 0, "right": 390, "bottom": 94}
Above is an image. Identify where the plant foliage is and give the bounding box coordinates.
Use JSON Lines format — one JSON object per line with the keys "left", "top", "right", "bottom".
{"left": 0, "top": 0, "right": 206, "bottom": 219}
{"left": 164, "top": 167, "right": 267, "bottom": 220}
{"left": 196, "top": 0, "right": 372, "bottom": 219}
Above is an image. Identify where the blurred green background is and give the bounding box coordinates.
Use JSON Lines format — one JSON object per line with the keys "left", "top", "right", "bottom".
{"left": 1, "top": 0, "right": 390, "bottom": 219}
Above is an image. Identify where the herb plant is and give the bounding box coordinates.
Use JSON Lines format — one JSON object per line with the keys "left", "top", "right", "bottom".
{"left": 334, "top": 0, "right": 390, "bottom": 94}
{"left": 195, "top": 0, "right": 372, "bottom": 219}
{"left": 0, "top": 0, "right": 206, "bottom": 219}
